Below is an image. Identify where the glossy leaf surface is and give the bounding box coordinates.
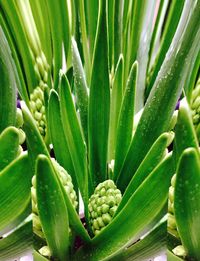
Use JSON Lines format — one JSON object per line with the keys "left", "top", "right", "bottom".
{"left": 117, "top": 0, "right": 200, "bottom": 192}
{"left": 88, "top": 0, "right": 110, "bottom": 188}
{"left": 0, "top": 126, "right": 19, "bottom": 171}
{"left": 174, "top": 148, "right": 200, "bottom": 260}
{"left": 36, "top": 155, "right": 69, "bottom": 260}
{"left": 0, "top": 154, "right": 32, "bottom": 234}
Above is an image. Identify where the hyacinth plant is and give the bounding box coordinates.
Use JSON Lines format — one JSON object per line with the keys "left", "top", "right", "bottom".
{"left": 0, "top": 0, "right": 199, "bottom": 260}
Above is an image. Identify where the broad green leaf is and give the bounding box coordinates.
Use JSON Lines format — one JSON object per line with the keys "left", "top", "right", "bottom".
{"left": 167, "top": 250, "right": 183, "bottom": 261}
{"left": 0, "top": 221, "right": 32, "bottom": 261}
{"left": 113, "top": 61, "right": 137, "bottom": 180}
{"left": 117, "top": 0, "right": 200, "bottom": 192}
{"left": 88, "top": 0, "right": 110, "bottom": 188}
{"left": 77, "top": 153, "right": 173, "bottom": 260}
{"left": 117, "top": 132, "right": 173, "bottom": 214}
{"left": 0, "top": 27, "right": 17, "bottom": 132}
{"left": 110, "top": 221, "right": 166, "bottom": 261}
{"left": 59, "top": 73, "right": 89, "bottom": 202}
{"left": 0, "top": 0, "right": 37, "bottom": 93}
{"left": 146, "top": 0, "right": 185, "bottom": 97}
{"left": 48, "top": 90, "right": 76, "bottom": 188}
{"left": 36, "top": 155, "right": 69, "bottom": 260}
{"left": 173, "top": 98, "right": 199, "bottom": 166}
{"left": 0, "top": 126, "right": 19, "bottom": 171}
{"left": 174, "top": 148, "right": 200, "bottom": 260}
{"left": 0, "top": 154, "right": 32, "bottom": 235}
{"left": 108, "top": 54, "right": 124, "bottom": 161}
{"left": 72, "top": 37, "right": 89, "bottom": 144}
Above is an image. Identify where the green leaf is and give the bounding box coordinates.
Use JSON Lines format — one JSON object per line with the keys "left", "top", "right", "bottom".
{"left": 0, "top": 20, "right": 29, "bottom": 104}
{"left": 0, "top": 0, "right": 38, "bottom": 93}
{"left": 0, "top": 126, "right": 19, "bottom": 171}
{"left": 36, "top": 155, "right": 69, "bottom": 260}
{"left": 0, "top": 221, "right": 32, "bottom": 261}
{"left": 59, "top": 73, "right": 89, "bottom": 202}
{"left": 110, "top": 221, "right": 166, "bottom": 261}
{"left": 135, "top": 0, "right": 157, "bottom": 112}
{"left": 173, "top": 98, "right": 199, "bottom": 166}
{"left": 48, "top": 90, "right": 76, "bottom": 188}
{"left": 0, "top": 154, "right": 32, "bottom": 235}
{"left": 77, "top": 153, "right": 173, "bottom": 260}
{"left": 72, "top": 37, "right": 89, "bottom": 144}
{"left": 84, "top": 0, "right": 99, "bottom": 59}
{"left": 88, "top": 0, "right": 110, "bottom": 188}
{"left": 146, "top": 0, "right": 185, "bottom": 97}
{"left": 76, "top": 0, "right": 91, "bottom": 83}
{"left": 108, "top": 54, "right": 124, "bottom": 161}
{"left": 113, "top": 61, "right": 137, "bottom": 180}
{"left": 21, "top": 101, "right": 49, "bottom": 170}
{"left": 45, "top": 0, "right": 63, "bottom": 87}
{"left": 117, "top": 131, "right": 173, "bottom": 214}
{"left": 117, "top": 0, "right": 200, "bottom": 192}
{"left": 174, "top": 148, "right": 200, "bottom": 260}
{"left": 0, "top": 27, "right": 17, "bottom": 132}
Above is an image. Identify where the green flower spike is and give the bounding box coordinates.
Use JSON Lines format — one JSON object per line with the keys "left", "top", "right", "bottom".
{"left": 30, "top": 82, "right": 47, "bottom": 137}
{"left": 31, "top": 159, "right": 78, "bottom": 256}
{"left": 88, "top": 179, "right": 122, "bottom": 236}
{"left": 191, "top": 78, "right": 200, "bottom": 139}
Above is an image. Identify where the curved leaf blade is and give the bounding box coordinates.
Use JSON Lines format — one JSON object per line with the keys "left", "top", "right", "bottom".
{"left": 0, "top": 27, "right": 17, "bottom": 132}
{"left": 174, "top": 148, "right": 200, "bottom": 260}
{"left": 0, "top": 126, "right": 19, "bottom": 171}
{"left": 0, "top": 154, "right": 32, "bottom": 234}
{"left": 0, "top": 221, "right": 32, "bottom": 261}
{"left": 36, "top": 155, "right": 69, "bottom": 261}
{"left": 173, "top": 98, "right": 199, "bottom": 166}
{"left": 111, "top": 221, "right": 166, "bottom": 261}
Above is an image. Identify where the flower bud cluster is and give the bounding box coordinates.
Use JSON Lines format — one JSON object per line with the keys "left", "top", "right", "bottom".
{"left": 31, "top": 159, "right": 78, "bottom": 257}
{"left": 191, "top": 78, "right": 200, "bottom": 139}
{"left": 34, "top": 51, "right": 49, "bottom": 83}
{"left": 168, "top": 174, "right": 179, "bottom": 236}
{"left": 30, "top": 82, "right": 47, "bottom": 136}
{"left": 168, "top": 174, "right": 187, "bottom": 258}
{"left": 88, "top": 179, "right": 122, "bottom": 236}
{"left": 16, "top": 108, "right": 26, "bottom": 156}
